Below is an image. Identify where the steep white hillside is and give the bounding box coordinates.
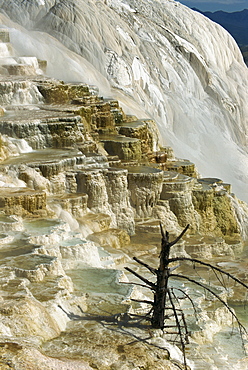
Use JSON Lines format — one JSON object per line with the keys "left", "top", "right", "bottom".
{"left": 0, "top": 0, "right": 248, "bottom": 201}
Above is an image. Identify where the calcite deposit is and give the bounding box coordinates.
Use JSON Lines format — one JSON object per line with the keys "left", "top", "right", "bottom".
{"left": 0, "top": 27, "right": 248, "bottom": 370}
{"left": 0, "top": 187, "right": 47, "bottom": 216}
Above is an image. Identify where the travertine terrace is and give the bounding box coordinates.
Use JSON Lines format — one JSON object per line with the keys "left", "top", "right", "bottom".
{"left": 0, "top": 27, "right": 248, "bottom": 370}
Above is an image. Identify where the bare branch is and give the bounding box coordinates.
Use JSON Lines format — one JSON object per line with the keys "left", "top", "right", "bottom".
{"left": 212, "top": 268, "right": 228, "bottom": 291}
{"left": 167, "top": 290, "right": 187, "bottom": 368}
{"left": 133, "top": 256, "right": 157, "bottom": 275}
{"left": 170, "top": 289, "right": 190, "bottom": 344}
{"left": 171, "top": 273, "right": 247, "bottom": 339}
{"left": 159, "top": 222, "right": 167, "bottom": 241}
{"left": 168, "top": 257, "right": 248, "bottom": 291}
{"left": 125, "top": 267, "right": 156, "bottom": 288}
{"left": 131, "top": 298, "right": 154, "bottom": 305}
{"left": 171, "top": 287, "right": 198, "bottom": 317}
{"left": 169, "top": 224, "right": 190, "bottom": 247}
{"left": 169, "top": 264, "right": 180, "bottom": 272}
{"left": 121, "top": 281, "right": 155, "bottom": 291}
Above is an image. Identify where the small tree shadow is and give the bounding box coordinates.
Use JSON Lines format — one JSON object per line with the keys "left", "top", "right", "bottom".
{"left": 58, "top": 304, "right": 188, "bottom": 369}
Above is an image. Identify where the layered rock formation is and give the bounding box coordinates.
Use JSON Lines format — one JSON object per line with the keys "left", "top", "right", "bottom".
{"left": 0, "top": 11, "right": 248, "bottom": 370}
{"left": 1, "top": 0, "right": 248, "bottom": 202}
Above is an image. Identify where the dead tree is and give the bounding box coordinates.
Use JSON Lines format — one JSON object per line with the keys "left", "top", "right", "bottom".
{"left": 125, "top": 224, "right": 190, "bottom": 330}
{"left": 125, "top": 223, "right": 248, "bottom": 367}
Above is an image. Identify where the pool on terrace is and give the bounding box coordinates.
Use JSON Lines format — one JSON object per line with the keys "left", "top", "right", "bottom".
{"left": 0, "top": 147, "right": 84, "bottom": 166}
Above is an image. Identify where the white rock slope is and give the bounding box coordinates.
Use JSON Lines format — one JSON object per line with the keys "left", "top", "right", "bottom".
{"left": 0, "top": 0, "right": 248, "bottom": 201}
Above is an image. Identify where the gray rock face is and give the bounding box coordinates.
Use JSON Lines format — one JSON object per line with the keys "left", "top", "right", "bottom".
{"left": 76, "top": 168, "right": 135, "bottom": 234}
{"left": 117, "top": 119, "right": 160, "bottom": 154}
{"left": 161, "top": 172, "right": 198, "bottom": 230}
{"left": 0, "top": 111, "right": 86, "bottom": 149}
{"left": 105, "top": 168, "right": 135, "bottom": 234}
{"left": 128, "top": 166, "right": 164, "bottom": 219}
{"left": 101, "top": 134, "right": 142, "bottom": 161}
{"left": 0, "top": 79, "right": 43, "bottom": 105}
{"left": 0, "top": 187, "right": 47, "bottom": 216}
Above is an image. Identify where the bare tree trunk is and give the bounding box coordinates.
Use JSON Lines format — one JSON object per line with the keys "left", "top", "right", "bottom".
{"left": 151, "top": 227, "right": 170, "bottom": 328}
{"left": 127, "top": 224, "right": 190, "bottom": 330}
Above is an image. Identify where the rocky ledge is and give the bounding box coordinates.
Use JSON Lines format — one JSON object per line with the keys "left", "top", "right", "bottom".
{"left": 0, "top": 28, "right": 248, "bottom": 370}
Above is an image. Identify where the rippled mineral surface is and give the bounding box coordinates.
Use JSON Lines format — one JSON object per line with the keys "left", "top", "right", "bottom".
{"left": 0, "top": 3, "right": 248, "bottom": 369}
